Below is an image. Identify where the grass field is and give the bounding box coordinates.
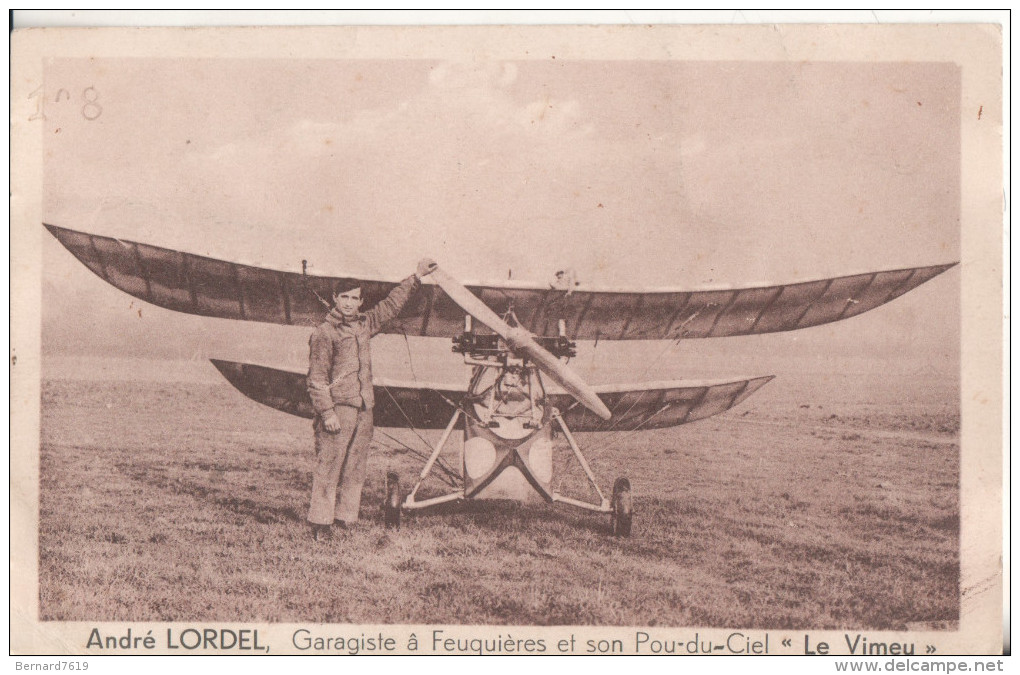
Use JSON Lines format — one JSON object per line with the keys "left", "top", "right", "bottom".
{"left": 38, "top": 366, "right": 959, "bottom": 629}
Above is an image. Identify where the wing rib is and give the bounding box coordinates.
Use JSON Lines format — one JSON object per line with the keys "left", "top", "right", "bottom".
{"left": 45, "top": 223, "right": 956, "bottom": 340}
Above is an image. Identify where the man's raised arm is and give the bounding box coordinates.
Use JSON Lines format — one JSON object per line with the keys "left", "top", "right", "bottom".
{"left": 366, "top": 258, "right": 436, "bottom": 335}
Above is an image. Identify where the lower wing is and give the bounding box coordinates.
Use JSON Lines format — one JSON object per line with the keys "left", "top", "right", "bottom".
{"left": 210, "top": 360, "right": 773, "bottom": 432}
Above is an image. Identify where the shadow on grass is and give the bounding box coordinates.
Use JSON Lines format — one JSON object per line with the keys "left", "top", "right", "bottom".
{"left": 406, "top": 496, "right": 614, "bottom": 537}
{"left": 115, "top": 459, "right": 616, "bottom": 536}
{"left": 114, "top": 462, "right": 305, "bottom": 525}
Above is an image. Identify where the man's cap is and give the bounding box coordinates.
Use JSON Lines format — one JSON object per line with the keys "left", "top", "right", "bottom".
{"left": 332, "top": 277, "right": 362, "bottom": 295}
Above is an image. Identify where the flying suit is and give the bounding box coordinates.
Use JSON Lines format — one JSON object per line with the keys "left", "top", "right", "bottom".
{"left": 306, "top": 275, "right": 420, "bottom": 525}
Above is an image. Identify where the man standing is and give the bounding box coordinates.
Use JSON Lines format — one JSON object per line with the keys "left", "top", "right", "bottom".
{"left": 306, "top": 259, "right": 436, "bottom": 540}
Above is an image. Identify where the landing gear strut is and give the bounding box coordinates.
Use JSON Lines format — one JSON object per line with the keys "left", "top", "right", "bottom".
{"left": 402, "top": 310, "right": 621, "bottom": 530}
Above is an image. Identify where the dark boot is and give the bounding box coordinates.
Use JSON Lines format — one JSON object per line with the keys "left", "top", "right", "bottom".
{"left": 312, "top": 524, "right": 332, "bottom": 541}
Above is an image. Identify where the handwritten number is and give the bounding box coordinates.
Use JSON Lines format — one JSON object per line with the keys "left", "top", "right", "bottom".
{"left": 28, "top": 85, "right": 45, "bottom": 121}
{"left": 81, "top": 87, "right": 102, "bottom": 121}
{"left": 29, "top": 85, "right": 102, "bottom": 121}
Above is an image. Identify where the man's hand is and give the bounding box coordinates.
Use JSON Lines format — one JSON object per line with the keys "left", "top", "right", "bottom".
{"left": 322, "top": 410, "right": 342, "bottom": 433}
{"left": 416, "top": 258, "right": 437, "bottom": 278}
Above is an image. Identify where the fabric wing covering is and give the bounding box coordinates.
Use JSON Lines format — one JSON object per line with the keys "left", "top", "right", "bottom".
{"left": 45, "top": 223, "right": 956, "bottom": 341}
{"left": 210, "top": 360, "right": 774, "bottom": 432}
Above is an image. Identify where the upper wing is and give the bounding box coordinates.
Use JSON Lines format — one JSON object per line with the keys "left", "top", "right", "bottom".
{"left": 210, "top": 360, "right": 772, "bottom": 432}
{"left": 46, "top": 223, "right": 956, "bottom": 339}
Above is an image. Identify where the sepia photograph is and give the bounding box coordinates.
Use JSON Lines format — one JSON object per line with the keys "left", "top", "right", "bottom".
{"left": 10, "top": 18, "right": 1003, "bottom": 656}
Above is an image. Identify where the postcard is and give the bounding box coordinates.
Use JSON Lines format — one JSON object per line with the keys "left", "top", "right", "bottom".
{"left": 10, "top": 21, "right": 1004, "bottom": 656}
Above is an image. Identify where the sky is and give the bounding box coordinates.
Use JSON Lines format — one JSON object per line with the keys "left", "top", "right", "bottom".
{"left": 40, "top": 57, "right": 961, "bottom": 383}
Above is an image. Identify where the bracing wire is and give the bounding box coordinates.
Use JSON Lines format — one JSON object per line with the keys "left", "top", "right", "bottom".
{"left": 595, "top": 389, "right": 656, "bottom": 436}
{"left": 401, "top": 330, "right": 427, "bottom": 432}
{"left": 586, "top": 387, "right": 678, "bottom": 457}
{"left": 376, "top": 431, "right": 460, "bottom": 487}
{"left": 596, "top": 338, "right": 683, "bottom": 423}
{"left": 380, "top": 384, "right": 441, "bottom": 455}
{"left": 378, "top": 382, "right": 467, "bottom": 488}
{"left": 572, "top": 342, "right": 697, "bottom": 458}
{"left": 402, "top": 332, "right": 418, "bottom": 382}
{"left": 310, "top": 287, "right": 333, "bottom": 310}
{"left": 585, "top": 402, "right": 675, "bottom": 462}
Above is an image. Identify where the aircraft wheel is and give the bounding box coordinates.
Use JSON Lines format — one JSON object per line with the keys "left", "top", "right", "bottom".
{"left": 610, "top": 477, "right": 633, "bottom": 537}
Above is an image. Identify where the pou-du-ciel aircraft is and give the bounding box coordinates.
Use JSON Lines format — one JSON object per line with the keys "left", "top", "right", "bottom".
{"left": 43, "top": 223, "right": 956, "bottom": 536}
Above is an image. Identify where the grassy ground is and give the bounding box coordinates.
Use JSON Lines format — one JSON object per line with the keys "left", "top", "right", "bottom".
{"left": 38, "top": 374, "right": 959, "bottom": 629}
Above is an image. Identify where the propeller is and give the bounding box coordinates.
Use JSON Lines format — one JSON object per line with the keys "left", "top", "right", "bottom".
{"left": 430, "top": 267, "right": 612, "bottom": 421}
